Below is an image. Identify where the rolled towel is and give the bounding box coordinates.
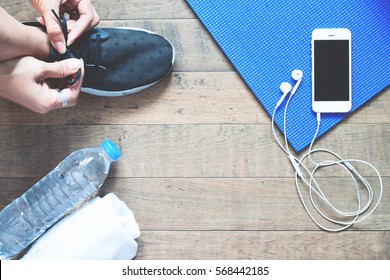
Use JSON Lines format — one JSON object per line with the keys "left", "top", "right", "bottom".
{"left": 22, "top": 193, "right": 140, "bottom": 260}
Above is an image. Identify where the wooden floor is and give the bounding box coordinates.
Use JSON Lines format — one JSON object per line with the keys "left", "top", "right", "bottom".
{"left": 1, "top": 0, "right": 389, "bottom": 259}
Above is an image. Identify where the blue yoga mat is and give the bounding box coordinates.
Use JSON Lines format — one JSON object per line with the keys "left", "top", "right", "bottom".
{"left": 186, "top": 0, "right": 390, "bottom": 152}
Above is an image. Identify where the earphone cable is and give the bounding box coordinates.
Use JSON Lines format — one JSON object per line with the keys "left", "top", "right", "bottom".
{"left": 271, "top": 88, "right": 383, "bottom": 232}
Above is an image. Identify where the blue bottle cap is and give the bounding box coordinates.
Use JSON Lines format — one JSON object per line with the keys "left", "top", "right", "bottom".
{"left": 101, "top": 139, "right": 121, "bottom": 161}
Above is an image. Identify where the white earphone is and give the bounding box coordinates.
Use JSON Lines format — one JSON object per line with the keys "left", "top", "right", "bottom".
{"left": 271, "top": 69, "right": 383, "bottom": 232}
{"left": 276, "top": 70, "right": 303, "bottom": 107}
{"left": 290, "top": 69, "right": 303, "bottom": 95}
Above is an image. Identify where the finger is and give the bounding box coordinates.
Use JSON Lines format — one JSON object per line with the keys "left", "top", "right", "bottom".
{"left": 54, "top": 60, "right": 84, "bottom": 109}
{"left": 41, "top": 58, "right": 82, "bottom": 80}
{"left": 67, "top": 7, "right": 99, "bottom": 34}
{"left": 53, "top": 87, "right": 77, "bottom": 109}
{"left": 36, "top": 16, "right": 45, "bottom": 25}
{"left": 67, "top": 1, "right": 99, "bottom": 45}
{"left": 69, "top": 58, "right": 84, "bottom": 93}
{"left": 42, "top": 9, "right": 67, "bottom": 54}
{"left": 91, "top": 6, "right": 100, "bottom": 27}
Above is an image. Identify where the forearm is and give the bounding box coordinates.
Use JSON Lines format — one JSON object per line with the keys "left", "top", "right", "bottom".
{"left": 0, "top": 7, "right": 50, "bottom": 61}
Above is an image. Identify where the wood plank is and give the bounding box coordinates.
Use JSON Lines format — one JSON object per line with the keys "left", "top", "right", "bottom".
{"left": 0, "top": 72, "right": 388, "bottom": 125}
{"left": 102, "top": 177, "right": 389, "bottom": 231}
{"left": 348, "top": 85, "right": 390, "bottom": 124}
{"left": 0, "top": 72, "right": 257, "bottom": 125}
{"left": 0, "top": 124, "right": 388, "bottom": 178}
{"left": 1, "top": 0, "right": 195, "bottom": 21}
{"left": 136, "top": 231, "right": 390, "bottom": 259}
{"left": 1, "top": 177, "right": 387, "bottom": 231}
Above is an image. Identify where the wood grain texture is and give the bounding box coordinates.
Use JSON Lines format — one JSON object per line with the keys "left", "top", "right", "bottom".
{"left": 0, "top": 73, "right": 388, "bottom": 125}
{"left": 0, "top": 0, "right": 388, "bottom": 260}
{"left": 136, "top": 231, "right": 390, "bottom": 260}
{"left": 0, "top": 124, "right": 388, "bottom": 178}
{"left": 1, "top": 177, "right": 387, "bottom": 231}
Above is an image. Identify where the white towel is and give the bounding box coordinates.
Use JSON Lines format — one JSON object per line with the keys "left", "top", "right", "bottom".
{"left": 22, "top": 193, "right": 140, "bottom": 260}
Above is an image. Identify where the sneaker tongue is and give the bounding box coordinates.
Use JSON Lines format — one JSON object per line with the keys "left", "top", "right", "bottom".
{"left": 69, "top": 28, "right": 109, "bottom": 67}
{"left": 68, "top": 37, "right": 97, "bottom": 65}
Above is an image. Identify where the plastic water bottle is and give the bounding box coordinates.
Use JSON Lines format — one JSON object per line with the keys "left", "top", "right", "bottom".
{"left": 0, "top": 139, "right": 121, "bottom": 259}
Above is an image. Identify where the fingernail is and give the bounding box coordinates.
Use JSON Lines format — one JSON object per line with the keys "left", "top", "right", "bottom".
{"left": 54, "top": 41, "right": 67, "bottom": 54}
{"left": 67, "top": 59, "right": 82, "bottom": 70}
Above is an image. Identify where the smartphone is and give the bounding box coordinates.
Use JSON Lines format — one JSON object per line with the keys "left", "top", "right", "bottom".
{"left": 312, "top": 28, "right": 352, "bottom": 113}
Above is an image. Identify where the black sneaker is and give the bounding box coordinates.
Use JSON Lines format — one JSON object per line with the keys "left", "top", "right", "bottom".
{"left": 27, "top": 11, "right": 175, "bottom": 96}
{"left": 68, "top": 27, "right": 175, "bottom": 96}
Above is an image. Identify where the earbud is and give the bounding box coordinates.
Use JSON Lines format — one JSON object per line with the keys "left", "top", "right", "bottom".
{"left": 280, "top": 82, "right": 292, "bottom": 94}
{"left": 277, "top": 82, "right": 292, "bottom": 107}
{"left": 276, "top": 70, "right": 303, "bottom": 107}
{"left": 290, "top": 69, "right": 303, "bottom": 95}
{"left": 291, "top": 69, "right": 303, "bottom": 80}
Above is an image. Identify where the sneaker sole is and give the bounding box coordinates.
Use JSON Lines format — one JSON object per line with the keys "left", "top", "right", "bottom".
{"left": 81, "top": 27, "right": 176, "bottom": 97}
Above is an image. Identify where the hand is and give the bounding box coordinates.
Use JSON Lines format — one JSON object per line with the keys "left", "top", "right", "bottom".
{"left": 0, "top": 56, "right": 84, "bottom": 114}
{"left": 29, "top": 0, "right": 100, "bottom": 54}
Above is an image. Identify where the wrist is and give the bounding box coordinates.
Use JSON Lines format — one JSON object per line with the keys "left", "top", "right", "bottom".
{"left": 0, "top": 7, "right": 51, "bottom": 61}
{"left": 22, "top": 24, "right": 51, "bottom": 60}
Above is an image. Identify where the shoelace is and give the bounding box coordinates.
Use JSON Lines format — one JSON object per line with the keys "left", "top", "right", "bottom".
{"left": 51, "top": 10, "right": 105, "bottom": 71}
{"left": 51, "top": 9, "right": 81, "bottom": 85}
{"left": 81, "top": 30, "right": 106, "bottom": 71}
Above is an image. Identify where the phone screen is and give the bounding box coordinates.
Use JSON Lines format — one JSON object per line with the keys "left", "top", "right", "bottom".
{"left": 314, "top": 40, "right": 350, "bottom": 101}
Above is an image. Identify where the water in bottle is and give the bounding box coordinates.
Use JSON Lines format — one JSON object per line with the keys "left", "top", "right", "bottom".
{"left": 0, "top": 139, "right": 121, "bottom": 259}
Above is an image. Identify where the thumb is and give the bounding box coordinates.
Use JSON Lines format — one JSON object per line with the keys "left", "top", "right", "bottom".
{"left": 42, "top": 58, "right": 82, "bottom": 79}
{"left": 41, "top": 9, "right": 67, "bottom": 54}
